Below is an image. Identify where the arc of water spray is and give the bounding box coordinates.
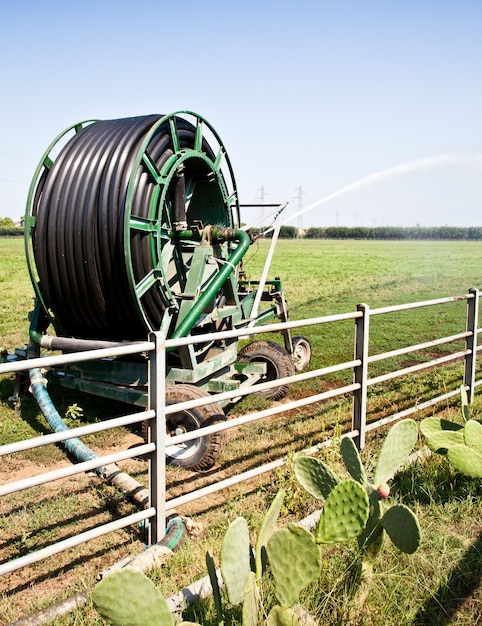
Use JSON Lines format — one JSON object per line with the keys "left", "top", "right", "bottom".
{"left": 259, "top": 153, "right": 482, "bottom": 234}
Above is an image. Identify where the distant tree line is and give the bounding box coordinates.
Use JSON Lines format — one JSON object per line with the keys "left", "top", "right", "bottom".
{"left": 248, "top": 225, "right": 482, "bottom": 240}
{"left": 304, "top": 226, "right": 482, "bottom": 240}
{"left": 251, "top": 226, "right": 299, "bottom": 239}
{"left": 0, "top": 217, "right": 23, "bottom": 237}
{"left": 3, "top": 220, "right": 482, "bottom": 241}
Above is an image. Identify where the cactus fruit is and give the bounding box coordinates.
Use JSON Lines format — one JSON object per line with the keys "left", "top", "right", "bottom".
{"left": 377, "top": 482, "right": 390, "bottom": 499}
{"left": 92, "top": 568, "right": 174, "bottom": 626}
{"left": 316, "top": 480, "right": 369, "bottom": 544}
{"left": 293, "top": 455, "right": 339, "bottom": 500}
{"left": 373, "top": 419, "right": 418, "bottom": 485}
{"left": 255, "top": 489, "right": 285, "bottom": 579}
{"left": 340, "top": 436, "right": 367, "bottom": 485}
{"left": 266, "top": 524, "right": 321, "bottom": 607}
{"left": 267, "top": 605, "right": 300, "bottom": 626}
{"left": 220, "top": 516, "right": 251, "bottom": 605}
{"left": 381, "top": 504, "right": 421, "bottom": 554}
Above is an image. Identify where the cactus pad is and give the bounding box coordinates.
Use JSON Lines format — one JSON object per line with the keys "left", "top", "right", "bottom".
{"left": 242, "top": 571, "right": 260, "bottom": 626}
{"left": 447, "top": 444, "right": 482, "bottom": 477}
{"left": 358, "top": 487, "right": 384, "bottom": 558}
{"left": 464, "top": 419, "right": 482, "bottom": 454}
{"left": 381, "top": 504, "right": 421, "bottom": 554}
{"left": 266, "top": 524, "right": 321, "bottom": 607}
{"left": 373, "top": 419, "right": 418, "bottom": 485}
{"left": 206, "top": 551, "right": 223, "bottom": 622}
{"left": 420, "top": 416, "right": 464, "bottom": 439}
{"left": 92, "top": 568, "right": 173, "bottom": 626}
{"left": 316, "top": 480, "right": 369, "bottom": 544}
{"left": 220, "top": 517, "right": 251, "bottom": 605}
{"left": 267, "top": 605, "right": 300, "bottom": 626}
{"left": 426, "top": 429, "right": 465, "bottom": 453}
{"left": 294, "top": 456, "right": 339, "bottom": 501}
{"left": 460, "top": 384, "right": 470, "bottom": 422}
{"left": 340, "top": 436, "right": 367, "bottom": 485}
{"left": 255, "top": 489, "right": 285, "bottom": 579}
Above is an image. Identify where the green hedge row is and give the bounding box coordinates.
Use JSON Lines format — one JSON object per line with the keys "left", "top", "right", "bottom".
{"left": 304, "top": 226, "right": 482, "bottom": 240}
{"left": 0, "top": 228, "right": 23, "bottom": 237}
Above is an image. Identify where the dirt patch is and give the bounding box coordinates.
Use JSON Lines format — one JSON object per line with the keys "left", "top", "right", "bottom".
{"left": 0, "top": 430, "right": 149, "bottom": 623}
{"left": 0, "top": 431, "right": 143, "bottom": 489}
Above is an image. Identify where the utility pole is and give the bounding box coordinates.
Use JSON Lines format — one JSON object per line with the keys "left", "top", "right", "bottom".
{"left": 256, "top": 185, "right": 267, "bottom": 228}
{"left": 294, "top": 185, "right": 306, "bottom": 237}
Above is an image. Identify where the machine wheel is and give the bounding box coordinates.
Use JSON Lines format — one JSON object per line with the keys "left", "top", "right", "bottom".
{"left": 238, "top": 340, "right": 295, "bottom": 401}
{"left": 292, "top": 336, "right": 312, "bottom": 372}
{"left": 165, "top": 384, "right": 226, "bottom": 471}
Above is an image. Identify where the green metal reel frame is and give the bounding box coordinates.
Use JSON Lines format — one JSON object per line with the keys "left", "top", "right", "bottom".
{"left": 124, "top": 111, "right": 241, "bottom": 333}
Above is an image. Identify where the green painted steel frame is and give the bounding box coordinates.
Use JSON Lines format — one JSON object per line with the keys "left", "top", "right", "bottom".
{"left": 123, "top": 111, "right": 240, "bottom": 336}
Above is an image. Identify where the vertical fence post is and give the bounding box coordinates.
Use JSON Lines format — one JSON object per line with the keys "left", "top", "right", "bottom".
{"left": 353, "top": 303, "right": 369, "bottom": 450}
{"left": 464, "top": 288, "right": 479, "bottom": 404}
{"left": 148, "top": 331, "right": 167, "bottom": 545}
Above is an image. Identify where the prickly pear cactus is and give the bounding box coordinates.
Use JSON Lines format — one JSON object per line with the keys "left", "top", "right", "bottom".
{"left": 316, "top": 480, "right": 369, "bottom": 544}
{"left": 255, "top": 489, "right": 285, "bottom": 579}
{"left": 293, "top": 455, "right": 339, "bottom": 500}
{"left": 293, "top": 420, "right": 421, "bottom": 562}
{"left": 420, "top": 387, "right": 482, "bottom": 477}
{"left": 266, "top": 523, "right": 321, "bottom": 607}
{"left": 341, "top": 436, "right": 367, "bottom": 485}
{"left": 220, "top": 516, "right": 251, "bottom": 605}
{"left": 373, "top": 419, "right": 418, "bottom": 485}
{"left": 92, "top": 568, "right": 174, "bottom": 626}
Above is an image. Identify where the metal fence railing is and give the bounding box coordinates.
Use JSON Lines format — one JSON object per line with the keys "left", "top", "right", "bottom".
{"left": 0, "top": 288, "right": 479, "bottom": 579}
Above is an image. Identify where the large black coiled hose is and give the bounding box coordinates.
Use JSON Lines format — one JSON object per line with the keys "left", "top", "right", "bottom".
{"left": 31, "top": 114, "right": 224, "bottom": 341}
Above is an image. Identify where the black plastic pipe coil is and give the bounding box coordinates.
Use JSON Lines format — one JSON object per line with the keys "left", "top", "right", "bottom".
{"left": 31, "top": 115, "right": 213, "bottom": 341}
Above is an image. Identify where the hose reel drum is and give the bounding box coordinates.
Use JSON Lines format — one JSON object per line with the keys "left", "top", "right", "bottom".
{"left": 24, "top": 111, "right": 311, "bottom": 470}
{"left": 26, "top": 112, "right": 240, "bottom": 341}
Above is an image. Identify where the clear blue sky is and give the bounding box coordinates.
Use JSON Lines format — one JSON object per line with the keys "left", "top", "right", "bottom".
{"left": 1, "top": 0, "right": 481, "bottom": 228}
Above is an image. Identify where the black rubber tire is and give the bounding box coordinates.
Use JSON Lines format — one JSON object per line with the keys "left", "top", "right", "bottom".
{"left": 165, "top": 384, "right": 226, "bottom": 471}
{"left": 238, "top": 340, "right": 295, "bottom": 400}
{"left": 292, "top": 336, "right": 312, "bottom": 372}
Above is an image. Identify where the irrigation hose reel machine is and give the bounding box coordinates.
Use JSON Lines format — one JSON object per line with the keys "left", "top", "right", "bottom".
{"left": 23, "top": 111, "right": 312, "bottom": 471}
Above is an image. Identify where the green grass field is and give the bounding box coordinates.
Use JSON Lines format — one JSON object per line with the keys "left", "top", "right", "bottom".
{"left": 0, "top": 237, "right": 481, "bottom": 625}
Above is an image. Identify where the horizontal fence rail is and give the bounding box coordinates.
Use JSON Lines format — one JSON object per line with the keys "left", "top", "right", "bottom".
{"left": 0, "top": 289, "right": 480, "bottom": 581}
